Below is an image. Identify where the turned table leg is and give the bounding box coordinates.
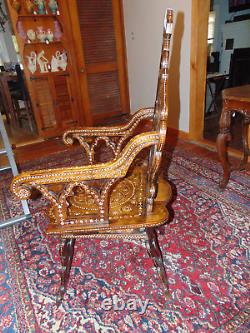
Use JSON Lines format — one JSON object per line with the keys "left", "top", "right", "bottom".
{"left": 216, "top": 103, "right": 232, "bottom": 189}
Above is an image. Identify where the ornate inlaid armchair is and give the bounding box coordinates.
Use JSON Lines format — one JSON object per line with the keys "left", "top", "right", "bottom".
{"left": 11, "top": 9, "right": 174, "bottom": 301}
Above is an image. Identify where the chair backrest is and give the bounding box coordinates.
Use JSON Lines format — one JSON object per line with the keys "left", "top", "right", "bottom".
{"left": 146, "top": 8, "right": 173, "bottom": 212}
{"left": 15, "top": 64, "right": 28, "bottom": 99}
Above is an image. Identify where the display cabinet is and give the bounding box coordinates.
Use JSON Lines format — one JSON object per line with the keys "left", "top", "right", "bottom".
{"left": 7, "top": 0, "right": 85, "bottom": 138}
{"left": 7, "top": 0, "right": 130, "bottom": 137}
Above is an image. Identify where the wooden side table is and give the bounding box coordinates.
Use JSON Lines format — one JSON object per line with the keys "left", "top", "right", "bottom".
{"left": 216, "top": 85, "right": 250, "bottom": 188}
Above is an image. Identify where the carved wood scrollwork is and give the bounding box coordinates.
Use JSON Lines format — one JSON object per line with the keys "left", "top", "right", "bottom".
{"left": 11, "top": 132, "right": 160, "bottom": 220}
{"left": 35, "top": 178, "right": 118, "bottom": 226}
{"left": 63, "top": 107, "right": 154, "bottom": 163}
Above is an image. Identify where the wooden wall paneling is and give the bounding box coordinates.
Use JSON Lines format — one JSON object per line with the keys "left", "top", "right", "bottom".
{"left": 64, "top": 0, "right": 93, "bottom": 126}
{"left": 57, "top": 0, "right": 92, "bottom": 127}
{"left": 112, "top": 0, "right": 130, "bottom": 117}
{"left": 189, "top": 0, "right": 210, "bottom": 141}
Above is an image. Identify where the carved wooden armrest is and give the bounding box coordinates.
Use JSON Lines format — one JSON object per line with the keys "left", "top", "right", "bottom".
{"left": 12, "top": 132, "right": 158, "bottom": 198}
{"left": 11, "top": 132, "right": 158, "bottom": 223}
{"left": 62, "top": 108, "right": 154, "bottom": 163}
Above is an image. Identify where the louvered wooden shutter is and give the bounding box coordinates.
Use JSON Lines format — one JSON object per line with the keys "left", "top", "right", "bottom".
{"left": 78, "top": 0, "right": 116, "bottom": 64}
{"left": 74, "top": 0, "right": 129, "bottom": 124}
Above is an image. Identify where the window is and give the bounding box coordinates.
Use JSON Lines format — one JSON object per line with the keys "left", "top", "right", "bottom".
{"left": 208, "top": 11, "right": 216, "bottom": 45}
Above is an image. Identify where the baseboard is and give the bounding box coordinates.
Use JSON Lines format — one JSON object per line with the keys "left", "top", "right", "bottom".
{"left": 167, "top": 127, "right": 189, "bottom": 140}
{"left": 13, "top": 137, "right": 44, "bottom": 148}
{"left": 167, "top": 128, "right": 248, "bottom": 162}
{"left": 188, "top": 138, "right": 247, "bottom": 161}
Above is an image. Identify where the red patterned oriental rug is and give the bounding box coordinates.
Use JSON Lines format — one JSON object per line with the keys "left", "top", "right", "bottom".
{"left": 0, "top": 140, "right": 249, "bottom": 333}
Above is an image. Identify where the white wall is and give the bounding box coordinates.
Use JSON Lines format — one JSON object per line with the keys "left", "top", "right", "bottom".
{"left": 212, "top": 0, "right": 250, "bottom": 54}
{"left": 0, "top": 0, "right": 18, "bottom": 64}
{"left": 220, "top": 20, "right": 250, "bottom": 73}
{"left": 122, "top": 0, "right": 192, "bottom": 132}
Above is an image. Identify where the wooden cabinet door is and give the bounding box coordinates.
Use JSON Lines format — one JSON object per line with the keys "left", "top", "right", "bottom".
{"left": 65, "top": 0, "right": 130, "bottom": 125}
{"left": 30, "top": 74, "right": 79, "bottom": 137}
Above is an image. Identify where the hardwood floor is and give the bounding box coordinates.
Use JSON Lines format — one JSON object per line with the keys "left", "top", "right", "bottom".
{"left": 204, "top": 110, "right": 244, "bottom": 151}
{"left": 0, "top": 117, "right": 41, "bottom": 148}
{"left": 14, "top": 137, "right": 77, "bottom": 164}
{"left": 1, "top": 113, "right": 247, "bottom": 169}
{"left": 0, "top": 115, "right": 44, "bottom": 167}
{"left": 14, "top": 130, "right": 244, "bottom": 162}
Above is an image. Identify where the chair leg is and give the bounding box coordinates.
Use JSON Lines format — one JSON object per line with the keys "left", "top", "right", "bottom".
{"left": 146, "top": 228, "right": 170, "bottom": 297}
{"left": 13, "top": 99, "right": 22, "bottom": 127}
{"left": 24, "top": 99, "right": 35, "bottom": 133}
{"left": 57, "top": 238, "right": 75, "bottom": 304}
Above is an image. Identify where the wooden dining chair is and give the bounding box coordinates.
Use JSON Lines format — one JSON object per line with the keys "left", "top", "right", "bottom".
{"left": 11, "top": 9, "right": 174, "bottom": 302}
{"left": 9, "top": 64, "right": 35, "bottom": 132}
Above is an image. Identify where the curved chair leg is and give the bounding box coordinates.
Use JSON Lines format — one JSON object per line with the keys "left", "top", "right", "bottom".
{"left": 216, "top": 132, "right": 231, "bottom": 188}
{"left": 146, "top": 228, "right": 170, "bottom": 297}
{"left": 57, "top": 238, "right": 75, "bottom": 304}
{"left": 216, "top": 107, "right": 232, "bottom": 189}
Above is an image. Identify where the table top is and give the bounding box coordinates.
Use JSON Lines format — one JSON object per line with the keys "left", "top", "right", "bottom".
{"left": 207, "top": 72, "right": 229, "bottom": 80}
{"left": 223, "top": 84, "right": 250, "bottom": 102}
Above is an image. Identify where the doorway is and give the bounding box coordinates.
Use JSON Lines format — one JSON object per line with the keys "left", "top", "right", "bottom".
{"left": 203, "top": 0, "right": 250, "bottom": 150}
{"left": 190, "top": 0, "right": 250, "bottom": 152}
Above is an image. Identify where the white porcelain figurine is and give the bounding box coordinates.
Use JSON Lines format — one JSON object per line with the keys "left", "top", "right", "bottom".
{"left": 58, "top": 51, "right": 67, "bottom": 70}
{"left": 27, "top": 29, "right": 36, "bottom": 42}
{"left": 26, "top": 51, "right": 37, "bottom": 74}
{"left": 46, "top": 28, "right": 54, "bottom": 42}
{"left": 37, "top": 50, "right": 49, "bottom": 73}
{"left": 51, "top": 54, "right": 59, "bottom": 72}
{"left": 48, "top": 0, "right": 58, "bottom": 15}
{"left": 36, "top": 26, "right": 46, "bottom": 42}
{"left": 51, "top": 50, "right": 67, "bottom": 72}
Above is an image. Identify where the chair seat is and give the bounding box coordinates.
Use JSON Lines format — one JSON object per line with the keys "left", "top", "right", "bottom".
{"left": 46, "top": 167, "right": 172, "bottom": 236}
{"left": 46, "top": 202, "right": 169, "bottom": 236}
